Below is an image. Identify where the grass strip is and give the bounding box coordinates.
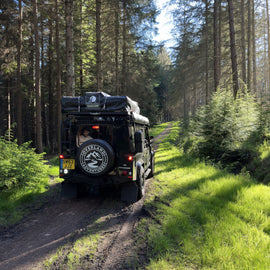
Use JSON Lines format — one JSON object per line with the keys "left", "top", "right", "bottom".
{"left": 150, "top": 122, "right": 171, "bottom": 138}
{"left": 142, "top": 122, "right": 270, "bottom": 270}
{"left": 43, "top": 227, "right": 100, "bottom": 270}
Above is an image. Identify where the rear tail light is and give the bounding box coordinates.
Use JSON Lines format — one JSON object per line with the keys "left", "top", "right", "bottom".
{"left": 127, "top": 155, "right": 133, "bottom": 161}
{"left": 59, "top": 154, "right": 64, "bottom": 159}
{"left": 92, "top": 125, "right": 100, "bottom": 129}
{"left": 120, "top": 170, "right": 133, "bottom": 178}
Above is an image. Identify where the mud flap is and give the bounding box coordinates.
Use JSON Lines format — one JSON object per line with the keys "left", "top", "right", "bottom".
{"left": 145, "top": 168, "right": 151, "bottom": 179}
{"left": 61, "top": 182, "right": 78, "bottom": 199}
{"left": 121, "top": 182, "right": 138, "bottom": 203}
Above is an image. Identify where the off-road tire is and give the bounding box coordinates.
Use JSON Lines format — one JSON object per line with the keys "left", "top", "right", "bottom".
{"left": 76, "top": 139, "right": 115, "bottom": 177}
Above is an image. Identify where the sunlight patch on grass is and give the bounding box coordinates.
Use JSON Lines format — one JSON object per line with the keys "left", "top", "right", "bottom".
{"left": 144, "top": 122, "right": 270, "bottom": 269}
{"left": 44, "top": 229, "right": 100, "bottom": 269}
{"left": 0, "top": 178, "right": 50, "bottom": 226}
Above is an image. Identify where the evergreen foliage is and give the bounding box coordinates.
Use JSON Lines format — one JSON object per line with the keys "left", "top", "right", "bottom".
{"left": 0, "top": 135, "right": 49, "bottom": 191}
{"left": 0, "top": 0, "right": 161, "bottom": 149}
{"left": 180, "top": 87, "right": 261, "bottom": 173}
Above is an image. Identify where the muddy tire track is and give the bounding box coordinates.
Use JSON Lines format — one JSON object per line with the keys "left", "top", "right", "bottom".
{"left": 0, "top": 196, "right": 106, "bottom": 270}
{"left": 0, "top": 123, "right": 173, "bottom": 270}
{"left": 96, "top": 123, "right": 173, "bottom": 270}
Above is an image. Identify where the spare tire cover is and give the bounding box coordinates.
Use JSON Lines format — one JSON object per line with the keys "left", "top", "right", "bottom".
{"left": 77, "top": 139, "right": 114, "bottom": 176}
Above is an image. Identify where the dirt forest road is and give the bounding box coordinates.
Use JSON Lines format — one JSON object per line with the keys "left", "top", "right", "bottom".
{"left": 0, "top": 123, "right": 173, "bottom": 270}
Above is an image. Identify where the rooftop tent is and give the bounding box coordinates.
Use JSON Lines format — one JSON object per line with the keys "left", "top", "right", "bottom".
{"left": 132, "top": 112, "right": 149, "bottom": 125}
{"left": 61, "top": 92, "right": 140, "bottom": 114}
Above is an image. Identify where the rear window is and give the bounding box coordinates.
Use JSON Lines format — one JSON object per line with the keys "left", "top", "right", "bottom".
{"left": 77, "top": 125, "right": 113, "bottom": 145}
{"left": 61, "top": 114, "right": 132, "bottom": 155}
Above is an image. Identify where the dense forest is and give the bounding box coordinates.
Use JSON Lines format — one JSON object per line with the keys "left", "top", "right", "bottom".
{"left": 1, "top": 0, "right": 270, "bottom": 154}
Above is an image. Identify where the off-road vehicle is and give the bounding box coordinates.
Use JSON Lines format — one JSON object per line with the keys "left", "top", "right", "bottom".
{"left": 59, "top": 92, "right": 154, "bottom": 202}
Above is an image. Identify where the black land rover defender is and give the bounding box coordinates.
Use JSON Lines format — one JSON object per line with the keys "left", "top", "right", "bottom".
{"left": 59, "top": 92, "right": 154, "bottom": 202}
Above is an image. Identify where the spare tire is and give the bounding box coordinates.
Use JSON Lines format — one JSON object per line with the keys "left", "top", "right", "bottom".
{"left": 76, "top": 139, "right": 115, "bottom": 176}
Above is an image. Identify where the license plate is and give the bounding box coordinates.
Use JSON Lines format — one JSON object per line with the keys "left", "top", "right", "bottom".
{"left": 62, "top": 159, "right": 75, "bottom": 169}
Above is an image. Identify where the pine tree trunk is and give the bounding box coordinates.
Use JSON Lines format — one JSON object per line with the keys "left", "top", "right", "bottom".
{"left": 218, "top": 0, "right": 222, "bottom": 81}
{"left": 266, "top": 0, "right": 270, "bottom": 92}
{"left": 96, "top": 0, "right": 102, "bottom": 92}
{"left": 227, "top": 0, "right": 239, "bottom": 99}
{"left": 193, "top": 75, "right": 197, "bottom": 113}
{"left": 115, "top": 0, "right": 119, "bottom": 95}
{"left": 41, "top": 24, "right": 47, "bottom": 148}
{"left": 205, "top": 0, "right": 209, "bottom": 104}
{"left": 213, "top": 0, "right": 219, "bottom": 91}
{"left": 28, "top": 35, "right": 35, "bottom": 144}
{"left": 252, "top": 0, "right": 257, "bottom": 95}
{"left": 241, "top": 0, "right": 246, "bottom": 83}
{"left": 7, "top": 79, "right": 11, "bottom": 141}
{"left": 121, "top": 1, "right": 127, "bottom": 94}
{"left": 79, "top": 0, "right": 83, "bottom": 92}
{"left": 48, "top": 16, "right": 54, "bottom": 151}
{"left": 17, "top": 0, "right": 23, "bottom": 144}
{"left": 247, "top": 0, "right": 252, "bottom": 90}
{"left": 55, "top": 0, "right": 62, "bottom": 154}
{"left": 33, "top": 0, "right": 43, "bottom": 153}
{"left": 183, "top": 86, "right": 188, "bottom": 121}
{"left": 65, "top": 0, "right": 75, "bottom": 96}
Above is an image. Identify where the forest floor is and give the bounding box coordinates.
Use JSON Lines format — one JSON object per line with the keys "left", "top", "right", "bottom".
{"left": 0, "top": 123, "right": 173, "bottom": 270}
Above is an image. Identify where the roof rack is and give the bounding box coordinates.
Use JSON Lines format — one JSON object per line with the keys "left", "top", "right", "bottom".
{"left": 61, "top": 92, "right": 140, "bottom": 114}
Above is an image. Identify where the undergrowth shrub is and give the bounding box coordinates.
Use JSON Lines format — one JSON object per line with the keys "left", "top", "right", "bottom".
{"left": 180, "top": 87, "right": 262, "bottom": 173}
{"left": 0, "top": 137, "right": 49, "bottom": 191}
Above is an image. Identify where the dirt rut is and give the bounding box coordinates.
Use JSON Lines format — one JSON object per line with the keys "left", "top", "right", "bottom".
{"left": 0, "top": 123, "right": 173, "bottom": 270}
{"left": 0, "top": 197, "right": 105, "bottom": 270}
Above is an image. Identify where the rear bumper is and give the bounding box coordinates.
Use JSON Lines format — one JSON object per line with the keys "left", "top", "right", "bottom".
{"left": 61, "top": 171, "right": 133, "bottom": 186}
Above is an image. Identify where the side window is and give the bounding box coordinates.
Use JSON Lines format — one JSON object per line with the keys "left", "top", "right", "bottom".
{"left": 140, "top": 128, "right": 145, "bottom": 141}
{"left": 139, "top": 127, "right": 146, "bottom": 147}
{"left": 134, "top": 125, "right": 146, "bottom": 142}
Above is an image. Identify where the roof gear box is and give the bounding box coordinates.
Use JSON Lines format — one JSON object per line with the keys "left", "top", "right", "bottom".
{"left": 61, "top": 92, "right": 140, "bottom": 114}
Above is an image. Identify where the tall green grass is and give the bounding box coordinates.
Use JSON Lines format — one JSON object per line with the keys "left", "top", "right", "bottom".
{"left": 143, "top": 122, "right": 270, "bottom": 269}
